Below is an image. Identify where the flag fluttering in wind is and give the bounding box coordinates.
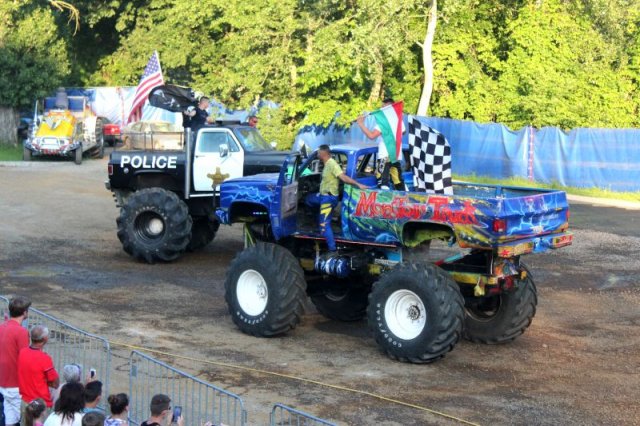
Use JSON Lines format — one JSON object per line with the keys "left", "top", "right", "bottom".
{"left": 148, "top": 85, "right": 198, "bottom": 112}
{"left": 127, "top": 51, "right": 164, "bottom": 124}
{"left": 408, "top": 117, "right": 453, "bottom": 195}
{"left": 370, "top": 101, "right": 404, "bottom": 161}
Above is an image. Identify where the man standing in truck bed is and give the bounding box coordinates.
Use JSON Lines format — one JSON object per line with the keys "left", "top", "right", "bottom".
{"left": 185, "top": 96, "right": 212, "bottom": 132}
{"left": 356, "top": 98, "right": 406, "bottom": 190}
{"left": 305, "top": 145, "right": 367, "bottom": 255}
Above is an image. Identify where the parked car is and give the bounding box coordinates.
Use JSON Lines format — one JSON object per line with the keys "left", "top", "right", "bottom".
{"left": 102, "top": 120, "right": 121, "bottom": 146}
{"left": 121, "top": 121, "right": 183, "bottom": 150}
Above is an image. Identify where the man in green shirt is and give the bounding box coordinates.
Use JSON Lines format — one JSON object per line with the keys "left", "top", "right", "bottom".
{"left": 305, "top": 145, "right": 367, "bottom": 253}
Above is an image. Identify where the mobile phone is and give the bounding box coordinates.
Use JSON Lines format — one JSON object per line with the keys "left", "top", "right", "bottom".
{"left": 172, "top": 406, "right": 182, "bottom": 423}
{"left": 90, "top": 368, "right": 96, "bottom": 379}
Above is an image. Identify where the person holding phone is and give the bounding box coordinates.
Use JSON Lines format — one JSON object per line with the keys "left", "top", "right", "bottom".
{"left": 141, "top": 394, "right": 184, "bottom": 426}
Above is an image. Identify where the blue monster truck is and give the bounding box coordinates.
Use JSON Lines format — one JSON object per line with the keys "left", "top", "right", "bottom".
{"left": 215, "top": 144, "right": 573, "bottom": 363}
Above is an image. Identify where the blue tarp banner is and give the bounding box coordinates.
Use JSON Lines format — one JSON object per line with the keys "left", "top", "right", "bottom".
{"left": 55, "top": 88, "right": 640, "bottom": 192}
{"left": 294, "top": 117, "right": 531, "bottom": 180}
{"left": 295, "top": 116, "right": 640, "bottom": 192}
{"left": 534, "top": 127, "right": 640, "bottom": 192}
{"left": 415, "top": 117, "right": 531, "bottom": 179}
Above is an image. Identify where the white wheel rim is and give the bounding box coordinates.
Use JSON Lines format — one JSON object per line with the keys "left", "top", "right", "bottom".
{"left": 237, "top": 270, "right": 268, "bottom": 316}
{"left": 384, "top": 289, "right": 427, "bottom": 340}
{"left": 147, "top": 218, "right": 164, "bottom": 235}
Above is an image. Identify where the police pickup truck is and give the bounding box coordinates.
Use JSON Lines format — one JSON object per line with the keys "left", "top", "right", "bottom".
{"left": 106, "top": 123, "right": 287, "bottom": 263}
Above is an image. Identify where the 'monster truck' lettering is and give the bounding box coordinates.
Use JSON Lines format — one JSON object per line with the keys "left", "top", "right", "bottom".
{"left": 429, "top": 196, "right": 479, "bottom": 225}
{"left": 354, "top": 192, "right": 480, "bottom": 225}
{"left": 355, "top": 191, "right": 428, "bottom": 219}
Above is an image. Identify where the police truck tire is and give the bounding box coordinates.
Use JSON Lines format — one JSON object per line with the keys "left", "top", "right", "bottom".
{"left": 74, "top": 146, "right": 82, "bottom": 165}
{"left": 23, "top": 147, "right": 31, "bottom": 161}
{"left": 116, "top": 188, "right": 192, "bottom": 263}
{"left": 187, "top": 217, "right": 219, "bottom": 251}
{"left": 367, "top": 263, "right": 464, "bottom": 363}
{"left": 463, "top": 266, "right": 537, "bottom": 344}
{"left": 311, "top": 286, "right": 369, "bottom": 322}
{"left": 225, "top": 243, "right": 306, "bottom": 337}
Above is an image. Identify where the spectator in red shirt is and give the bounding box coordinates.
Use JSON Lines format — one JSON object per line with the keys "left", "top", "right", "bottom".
{"left": 18, "top": 325, "right": 60, "bottom": 407}
{"left": 0, "top": 295, "right": 31, "bottom": 426}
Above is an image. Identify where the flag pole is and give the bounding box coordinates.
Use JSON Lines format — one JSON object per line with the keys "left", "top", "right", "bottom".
{"left": 351, "top": 103, "right": 396, "bottom": 124}
{"left": 155, "top": 50, "right": 163, "bottom": 78}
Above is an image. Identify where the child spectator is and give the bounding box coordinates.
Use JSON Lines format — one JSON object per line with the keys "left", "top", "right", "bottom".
{"left": 104, "top": 393, "right": 128, "bottom": 426}
{"left": 24, "top": 398, "right": 47, "bottom": 426}
{"left": 81, "top": 412, "right": 104, "bottom": 426}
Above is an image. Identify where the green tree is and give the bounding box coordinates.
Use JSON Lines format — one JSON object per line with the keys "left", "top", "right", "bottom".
{"left": 0, "top": 3, "right": 71, "bottom": 144}
{"left": 496, "top": 0, "right": 636, "bottom": 128}
{"left": 81, "top": 0, "right": 640, "bottom": 139}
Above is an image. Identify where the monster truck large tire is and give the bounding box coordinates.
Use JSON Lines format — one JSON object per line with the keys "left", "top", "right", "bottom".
{"left": 116, "top": 188, "right": 192, "bottom": 263}
{"left": 367, "top": 263, "right": 464, "bottom": 363}
{"left": 187, "top": 217, "right": 220, "bottom": 251}
{"left": 225, "top": 243, "right": 306, "bottom": 337}
{"left": 74, "top": 146, "right": 83, "bottom": 165}
{"left": 463, "top": 266, "right": 537, "bottom": 344}
{"left": 311, "top": 284, "right": 369, "bottom": 322}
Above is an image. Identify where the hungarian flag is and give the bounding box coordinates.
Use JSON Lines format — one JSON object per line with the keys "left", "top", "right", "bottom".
{"left": 371, "top": 101, "right": 404, "bottom": 161}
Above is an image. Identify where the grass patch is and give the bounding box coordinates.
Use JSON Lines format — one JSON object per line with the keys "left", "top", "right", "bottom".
{"left": 0, "top": 144, "right": 22, "bottom": 161}
{"left": 454, "top": 174, "right": 640, "bottom": 203}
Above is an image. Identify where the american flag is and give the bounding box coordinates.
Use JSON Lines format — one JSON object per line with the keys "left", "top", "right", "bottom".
{"left": 127, "top": 51, "right": 164, "bottom": 124}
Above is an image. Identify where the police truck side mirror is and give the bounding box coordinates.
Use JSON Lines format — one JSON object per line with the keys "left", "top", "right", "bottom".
{"left": 219, "top": 143, "right": 229, "bottom": 158}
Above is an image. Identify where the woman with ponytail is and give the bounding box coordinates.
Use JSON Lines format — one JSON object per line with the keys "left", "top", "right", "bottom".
{"left": 104, "top": 393, "right": 129, "bottom": 426}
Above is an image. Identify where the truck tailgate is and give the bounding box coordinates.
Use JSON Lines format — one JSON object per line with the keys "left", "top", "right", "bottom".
{"left": 497, "top": 190, "right": 570, "bottom": 242}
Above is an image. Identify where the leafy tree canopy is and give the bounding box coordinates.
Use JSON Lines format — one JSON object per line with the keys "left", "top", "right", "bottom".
{"left": 2, "top": 0, "right": 640, "bottom": 146}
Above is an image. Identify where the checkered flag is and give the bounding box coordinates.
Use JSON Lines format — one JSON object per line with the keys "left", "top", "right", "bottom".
{"left": 408, "top": 117, "right": 453, "bottom": 195}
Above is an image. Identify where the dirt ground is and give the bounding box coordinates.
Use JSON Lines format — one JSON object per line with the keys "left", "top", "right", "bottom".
{"left": 0, "top": 155, "right": 638, "bottom": 426}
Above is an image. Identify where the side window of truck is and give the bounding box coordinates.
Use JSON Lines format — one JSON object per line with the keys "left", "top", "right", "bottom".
{"left": 356, "top": 153, "right": 376, "bottom": 177}
{"left": 332, "top": 153, "right": 348, "bottom": 172}
{"left": 197, "top": 131, "right": 240, "bottom": 153}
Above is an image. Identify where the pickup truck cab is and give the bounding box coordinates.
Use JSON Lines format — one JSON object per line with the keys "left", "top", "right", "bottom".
{"left": 216, "top": 144, "right": 573, "bottom": 363}
{"left": 106, "top": 124, "right": 288, "bottom": 263}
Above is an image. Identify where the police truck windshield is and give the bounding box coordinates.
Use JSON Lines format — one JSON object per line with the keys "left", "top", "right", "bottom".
{"left": 233, "top": 128, "right": 272, "bottom": 152}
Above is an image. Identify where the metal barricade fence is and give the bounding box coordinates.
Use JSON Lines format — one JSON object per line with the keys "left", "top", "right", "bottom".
{"left": 128, "top": 350, "right": 247, "bottom": 426}
{"left": 0, "top": 296, "right": 111, "bottom": 411}
{"left": 270, "top": 404, "right": 337, "bottom": 426}
{"left": 1, "top": 297, "right": 332, "bottom": 425}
